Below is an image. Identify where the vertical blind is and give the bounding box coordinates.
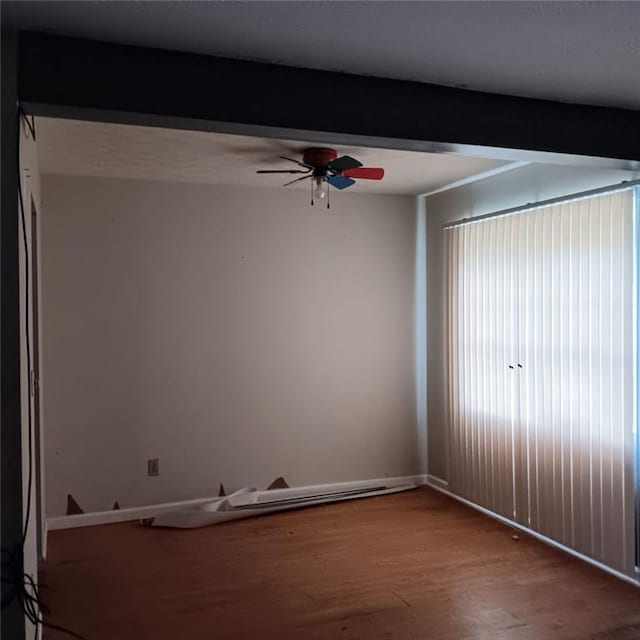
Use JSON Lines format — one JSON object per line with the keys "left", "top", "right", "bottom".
{"left": 445, "top": 188, "right": 637, "bottom": 577}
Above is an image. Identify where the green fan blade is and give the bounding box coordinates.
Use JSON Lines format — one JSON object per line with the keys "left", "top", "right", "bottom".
{"left": 328, "top": 155, "right": 363, "bottom": 171}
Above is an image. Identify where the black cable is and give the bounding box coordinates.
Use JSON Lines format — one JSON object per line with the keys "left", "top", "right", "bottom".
{"left": 2, "top": 545, "right": 86, "bottom": 640}
{"left": 1, "top": 105, "right": 88, "bottom": 640}
{"left": 16, "top": 106, "right": 34, "bottom": 547}
{"left": 18, "top": 105, "right": 36, "bottom": 140}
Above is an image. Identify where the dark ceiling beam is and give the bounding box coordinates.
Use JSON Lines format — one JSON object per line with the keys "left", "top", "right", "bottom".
{"left": 15, "top": 31, "right": 640, "bottom": 164}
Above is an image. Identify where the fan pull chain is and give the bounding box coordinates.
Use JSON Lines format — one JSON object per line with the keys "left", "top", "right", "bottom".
{"left": 310, "top": 178, "right": 314, "bottom": 206}
{"left": 327, "top": 179, "right": 331, "bottom": 211}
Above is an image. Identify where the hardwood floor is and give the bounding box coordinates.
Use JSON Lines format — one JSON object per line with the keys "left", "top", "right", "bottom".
{"left": 41, "top": 487, "right": 640, "bottom": 640}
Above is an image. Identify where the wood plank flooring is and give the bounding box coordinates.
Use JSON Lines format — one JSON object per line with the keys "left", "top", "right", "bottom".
{"left": 41, "top": 487, "right": 640, "bottom": 639}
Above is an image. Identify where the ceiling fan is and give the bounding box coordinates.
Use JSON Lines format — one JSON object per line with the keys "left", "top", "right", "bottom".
{"left": 257, "top": 147, "right": 385, "bottom": 208}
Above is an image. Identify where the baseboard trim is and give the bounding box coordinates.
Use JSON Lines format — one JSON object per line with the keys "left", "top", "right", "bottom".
{"left": 47, "top": 474, "right": 428, "bottom": 531}
{"left": 426, "top": 474, "right": 448, "bottom": 490}
{"left": 425, "top": 479, "right": 639, "bottom": 588}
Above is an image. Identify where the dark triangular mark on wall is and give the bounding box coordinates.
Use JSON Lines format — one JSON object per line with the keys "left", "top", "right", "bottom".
{"left": 66, "top": 494, "right": 84, "bottom": 515}
{"left": 113, "top": 501, "right": 120, "bottom": 510}
{"left": 267, "top": 476, "right": 289, "bottom": 490}
{"left": 218, "top": 484, "right": 226, "bottom": 497}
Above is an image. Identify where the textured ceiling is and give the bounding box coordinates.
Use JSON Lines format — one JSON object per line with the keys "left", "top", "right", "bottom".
{"left": 4, "top": 1, "right": 640, "bottom": 110}
{"left": 35, "top": 118, "right": 506, "bottom": 196}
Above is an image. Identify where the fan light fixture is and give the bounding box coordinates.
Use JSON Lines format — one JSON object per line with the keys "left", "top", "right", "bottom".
{"left": 257, "top": 147, "right": 385, "bottom": 209}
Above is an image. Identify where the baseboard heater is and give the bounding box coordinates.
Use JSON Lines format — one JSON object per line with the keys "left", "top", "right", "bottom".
{"left": 149, "top": 483, "right": 415, "bottom": 528}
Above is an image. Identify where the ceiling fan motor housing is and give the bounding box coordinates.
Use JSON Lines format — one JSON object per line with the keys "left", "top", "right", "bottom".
{"left": 303, "top": 147, "right": 338, "bottom": 169}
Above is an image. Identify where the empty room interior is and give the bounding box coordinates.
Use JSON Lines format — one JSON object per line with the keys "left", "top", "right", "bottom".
{"left": 2, "top": 3, "right": 640, "bottom": 640}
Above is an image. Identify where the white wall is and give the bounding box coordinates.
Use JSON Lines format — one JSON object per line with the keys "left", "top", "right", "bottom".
{"left": 41, "top": 176, "right": 421, "bottom": 517}
{"left": 425, "top": 163, "right": 640, "bottom": 481}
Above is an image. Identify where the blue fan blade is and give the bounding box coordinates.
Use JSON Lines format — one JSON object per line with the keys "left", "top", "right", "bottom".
{"left": 327, "top": 175, "right": 356, "bottom": 190}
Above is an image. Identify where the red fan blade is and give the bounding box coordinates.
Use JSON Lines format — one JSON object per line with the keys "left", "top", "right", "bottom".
{"left": 342, "top": 167, "right": 385, "bottom": 180}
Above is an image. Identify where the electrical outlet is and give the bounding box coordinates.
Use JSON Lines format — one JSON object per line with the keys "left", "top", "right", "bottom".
{"left": 147, "top": 458, "right": 159, "bottom": 477}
